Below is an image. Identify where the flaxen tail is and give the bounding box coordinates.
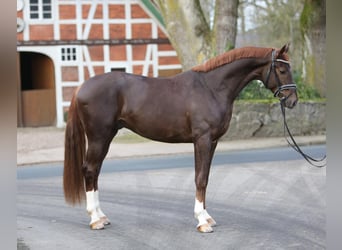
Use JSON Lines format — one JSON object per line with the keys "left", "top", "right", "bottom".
{"left": 63, "top": 91, "right": 86, "bottom": 205}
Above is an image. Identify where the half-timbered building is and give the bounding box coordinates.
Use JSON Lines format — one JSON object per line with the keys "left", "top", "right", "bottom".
{"left": 17, "top": 0, "right": 181, "bottom": 127}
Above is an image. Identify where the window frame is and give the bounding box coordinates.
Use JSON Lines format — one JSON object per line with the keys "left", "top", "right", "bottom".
{"left": 29, "top": 0, "right": 53, "bottom": 21}
{"left": 61, "top": 47, "right": 77, "bottom": 62}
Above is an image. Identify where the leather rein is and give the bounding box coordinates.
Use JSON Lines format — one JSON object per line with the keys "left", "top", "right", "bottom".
{"left": 266, "top": 50, "right": 326, "bottom": 168}
{"left": 280, "top": 100, "right": 326, "bottom": 168}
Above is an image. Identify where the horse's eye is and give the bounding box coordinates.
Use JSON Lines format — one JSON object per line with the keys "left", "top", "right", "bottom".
{"left": 279, "top": 68, "right": 286, "bottom": 74}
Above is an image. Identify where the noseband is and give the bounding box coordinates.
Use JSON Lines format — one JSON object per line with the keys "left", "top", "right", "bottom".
{"left": 264, "top": 50, "right": 297, "bottom": 100}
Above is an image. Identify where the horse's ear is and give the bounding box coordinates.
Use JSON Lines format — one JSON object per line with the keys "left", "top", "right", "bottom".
{"left": 278, "top": 43, "right": 290, "bottom": 56}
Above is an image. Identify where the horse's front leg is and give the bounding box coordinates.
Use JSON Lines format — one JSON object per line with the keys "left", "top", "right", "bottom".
{"left": 194, "top": 136, "right": 217, "bottom": 233}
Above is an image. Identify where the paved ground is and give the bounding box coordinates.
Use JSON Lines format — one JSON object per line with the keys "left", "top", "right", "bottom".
{"left": 17, "top": 156, "right": 326, "bottom": 250}
{"left": 17, "top": 127, "right": 326, "bottom": 249}
{"left": 17, "top": 127, "right": 326, "bottom": 166}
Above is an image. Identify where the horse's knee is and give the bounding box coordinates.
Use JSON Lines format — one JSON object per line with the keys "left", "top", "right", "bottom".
{"left": 82, "top": 164, "right": 92, "bottom": 177}
{"left": 195, "top": 173, "right": 208, "bottom": 190}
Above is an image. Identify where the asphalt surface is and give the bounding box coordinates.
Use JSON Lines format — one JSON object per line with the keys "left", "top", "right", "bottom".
{"left": 17, "top": 145, "right": 326, "bottom": 250}
{"left": 17, "top": 145, "right": 325, "bottom": 179}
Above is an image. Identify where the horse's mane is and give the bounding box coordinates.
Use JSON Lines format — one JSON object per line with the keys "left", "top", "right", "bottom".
{"left": 192, "top": 47, "right": 278, "bottom": 72}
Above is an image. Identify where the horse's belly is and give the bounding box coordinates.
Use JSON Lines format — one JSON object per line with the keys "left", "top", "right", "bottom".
{"left": 121, "top": 117, "right": 193, "bottom": 143}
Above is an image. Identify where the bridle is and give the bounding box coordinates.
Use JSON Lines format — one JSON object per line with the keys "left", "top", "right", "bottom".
{"left": 264, "top": 50, "right": 297, "bottom": 100}
{"left": 266, "top": 50, "right": 326, "bottom": 168}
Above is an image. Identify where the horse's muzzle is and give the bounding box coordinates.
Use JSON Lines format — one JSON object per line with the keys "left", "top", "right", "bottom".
{"left": 274, "top": 83, "right": 298, "bottom": 109}
{"left": 282, "top": 91, "right": 298, "bottom": 109}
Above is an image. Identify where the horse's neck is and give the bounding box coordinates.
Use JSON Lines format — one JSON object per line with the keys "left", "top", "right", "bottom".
{"left": 204, "top": 57, "right": 268, "bottom": 99}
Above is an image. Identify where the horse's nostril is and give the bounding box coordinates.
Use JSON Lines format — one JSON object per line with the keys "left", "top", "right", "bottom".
{"left": 286, "top": 99, "right": 297, "bottom": 109}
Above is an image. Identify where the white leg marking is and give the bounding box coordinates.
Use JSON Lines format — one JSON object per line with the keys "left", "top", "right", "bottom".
{"left": 94, "top": 190, "right": 110, "bottom": 225}
{"left": 194, "top": 198, "right": 216, "bottom": 230}
{"left": 94, "top": 191, "right": 105, "bottom": 218}
{"left": 203, "top": 210, "right": 216, "bottom": 227}
{"left": 194, "top": 199, "right": 204, "bottom": 216}
{"left": 194, "top": 199, "right": 207, "bottom": 226}
{"left": 86, "top": 190, "right": 101, "bottom": 225}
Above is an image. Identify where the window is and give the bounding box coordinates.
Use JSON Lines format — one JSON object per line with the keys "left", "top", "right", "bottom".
{"left": 29, "top": 0, "right": 52, "bottom": 20}
{"left": 61, "top": 47, "right": 77, "bottom": 61}
{"left": 111, "top": 68, "right": 126, "bottom": 72}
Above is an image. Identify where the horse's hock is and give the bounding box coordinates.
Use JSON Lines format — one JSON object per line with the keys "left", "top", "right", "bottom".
{"left": 224, "top": 101, "right": 326, "bottom": 140}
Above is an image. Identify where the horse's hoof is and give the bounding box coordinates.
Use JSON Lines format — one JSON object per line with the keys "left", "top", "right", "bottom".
{"left": 197, "top": 223, "right": 214, "bottom": 233}
{"left": 100, "top": 216, "right": 111, "bottom": 226}
{"left": 207, "top": 217, "right": 217, "bottom": 227}
{"left": 90, "top": 220, "right": 105, "bottom": 230}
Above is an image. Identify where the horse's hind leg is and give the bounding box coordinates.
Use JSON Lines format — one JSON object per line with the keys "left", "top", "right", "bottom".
{"left": 83, "top": 129, "right": 117, "bottom": 230}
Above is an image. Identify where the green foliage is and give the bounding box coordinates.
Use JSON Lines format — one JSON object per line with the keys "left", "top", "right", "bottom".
{"left": 237, "top": 80, "right": 274, "bottom": 100}
{"left": 237, "top": 71, "right": 322, "bottom": 101}
{"left": 292, "top": 71, "right": 321, "bottom": 100}
{"left": 244, "top": 0, "right": 305, "bottom": 73}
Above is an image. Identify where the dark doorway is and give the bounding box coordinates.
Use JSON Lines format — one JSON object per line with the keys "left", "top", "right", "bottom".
{"left": 18, "top": 52, "right": 56, "bottom": 127}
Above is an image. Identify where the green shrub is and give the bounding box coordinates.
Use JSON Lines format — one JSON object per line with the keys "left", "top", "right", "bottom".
{"left": 292, "top": 71, "right": 321, "bottom": 100}
{"left": 237, "top": 80, "right": 273, "bottom": 100}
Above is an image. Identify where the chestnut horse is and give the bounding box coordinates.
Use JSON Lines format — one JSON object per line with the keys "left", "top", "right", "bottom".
{"left": 63, "top": 44, "right": 297, "bottom": 233}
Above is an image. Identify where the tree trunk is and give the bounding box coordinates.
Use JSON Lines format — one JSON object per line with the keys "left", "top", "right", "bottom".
{"left": 300, "top": 0, "right": 326, "bottom": 97}
{"left": 155, "top": 0, "right": 239, "bottom": 70}
{"left": 212, "top": 0, "right": 239, "bottom": 55}
{"left": 156, "top": 0, "right": 211, "bottom": 70}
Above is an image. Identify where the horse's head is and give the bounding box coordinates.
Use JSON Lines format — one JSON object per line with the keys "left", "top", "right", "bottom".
{"left": 263, "top": 44, "right": 298, "bottom": 109}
